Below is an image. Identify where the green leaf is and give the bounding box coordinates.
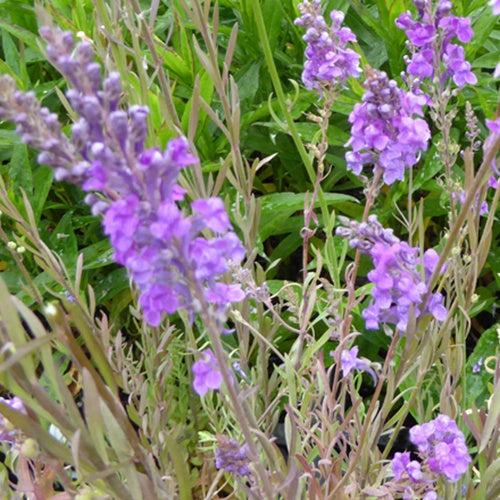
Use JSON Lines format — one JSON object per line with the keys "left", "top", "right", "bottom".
{"left": 0, "top": 18, "right": 39, "bottom": 51}
{"left": 49, "top": 212, "right": 78, "bottom": 269}
{"left": 466, "top": 325, "right": 498, "bottom": 407}
{"left": 9, "top": 143, "right": 32, "bottom": 196}
{"left": 31, "top": 165, "right": 53, "bottom": 222}
{"left": 81, "top": 240, "right": 114, "bottom": 270}
{"left": 259, "top": 192, "right": 357, "bottom": 241}
{"left": 162, "top": 50, "right": 192, "bottom": 82}
{"left": 1, "top": 29, "right": 20, "bottom": 77}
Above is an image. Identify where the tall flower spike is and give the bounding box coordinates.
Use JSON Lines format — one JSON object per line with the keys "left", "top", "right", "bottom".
{"left": 345, "top": 68, "right": 430, "bottom": 184}
{"left": 295, "top": 1, "right": 361, "bottom": 93}
{"left": 396, "top": 0, "right": 476, "bottom": 88}
{"left": 1, "top": 28, "right": 246, "bottom": 327}
{"left": 337, "top": 215, "right": 447, "bottom": 333}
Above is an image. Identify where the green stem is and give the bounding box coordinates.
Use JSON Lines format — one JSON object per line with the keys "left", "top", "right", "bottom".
{"left": 252, "top": 0, "right": 330, "bottom": 226}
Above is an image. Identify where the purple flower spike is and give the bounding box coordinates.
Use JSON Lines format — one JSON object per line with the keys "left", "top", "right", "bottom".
{"left": 192, "top": 198, "right": 231, "bottom": 233}
{"left": 345, "top": 69, "right": 430, "bottom": 184}
{"left": 0, "top": 28, "right": 247, "bottom": 328}
{"left": 295, "top": 1, "right": 360, "bottom": 93}
{"left": 392, "top": 452, "right": 424, "bottom": 482}
{"left": 396, "top": 0, "right": 476, "bottom": 88}
{"left": 337, "top": 215, "right": 446, "bottom": 333}
{"left": 192, "top": 349, "right": 223, "bottom": 396}
{"left": 215, "top": 437, "right": 251, "bottom": 477}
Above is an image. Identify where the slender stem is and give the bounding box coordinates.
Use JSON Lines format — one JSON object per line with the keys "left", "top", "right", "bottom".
{"left": 421, "top": 133, "right": 500, "bottom": 312}
{"left": 190, "top": 275, "right": 276, "bottom": 498}
{"left": 252, "top": 0, "right": 330, "bottom": 226}
{"left": 341, "top": 168, "right": 382, "bottom": 340}
{"left": 331, "top": 331, "right": 399, "bottom": 495}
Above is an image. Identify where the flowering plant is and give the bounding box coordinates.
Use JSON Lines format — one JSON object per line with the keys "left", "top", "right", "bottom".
{"left": 0, "top": 0, "right": 497, "bottom": 498}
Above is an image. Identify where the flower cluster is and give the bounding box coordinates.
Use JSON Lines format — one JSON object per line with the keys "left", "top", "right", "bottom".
{"left": 396, "top": 0, "right": 476, "bottom": 87}
{"left": 336, "top": 215, "right": 447, "bottom": 333}
{"left": 391, "top": 415, "right": 470, "bottom": 497}
{"left": 215, "top": 437, "right": 251, "bottom": 477}
{"left": 345, "top": 69, "right": 430, "bottom": 184}
{"left": 0, "top": 28, "right": 245, "bottom": 327}
{"left": 409, "top": 414, "right": 471, "bottom": 482}
{"left": 295, "top": 0, "right": 360, "bottom": 93}
{"left": 392, "top": 452, "right": 438, "bottom": 499}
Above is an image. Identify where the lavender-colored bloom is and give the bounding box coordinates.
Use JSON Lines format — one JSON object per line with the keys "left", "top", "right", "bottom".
{"left": 0, "top": 396, "right": 25, "bottom": 442}
{"left": 451, "top": 189, "right": 489, "bottom": 217}
{"left": 392, "top": 452, "right": 424, "bottom": 482}
{"left": 339, "top": 346, "right": 377, "bottom": 384}
{"left": 396, "top": 0, "right": 477, "bottom": 88}
{"left": 295, "top": 1, "right": 360, "bottom": 93}
{"left": 215, "top": 437, "right": 251, "bottom": 476}
{"left": 0, "top": 76, "right": 79, "bottom": 179}
{"left": 422, "top": 491, "right": 438, "bottom": 500}
{"left": 490, "top": 0, "right": 500, "bottom": 15}
{"left": 409, "top": 414, "right": 471, "bottom": 482}
{"left": 192, "top": 349, "right": 223, "bottom": 396}
{"left": 345, "top": 69, "right": 430, "bottom": 184}
{"left": 1, "top": 28, "right": 246, "bottom": 327}
{"left": 337, "top": 215, "right": 447, "bottom": 333}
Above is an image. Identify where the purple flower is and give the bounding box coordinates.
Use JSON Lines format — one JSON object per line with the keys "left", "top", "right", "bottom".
{"left": 489, "top": 0, "right": 500, "bottom": 15}
{"left": 423, "top": 491, "right": 438, "bottom": 500}
{"left": 409, "top": 414, "right": 471, "bottom": 482}
{"left": 338, "top": 346, "right": 377, "bottom": 384}
{"left": 472, "top": 357, "right": 483, "bottom": 373}
{"left": 345, "top": 69, "right": 430, "bottom": 184}
{"left": 337, "top": 215, "right": 447, "bottom": 333}
{"left": 295, "top": 1, "right": 360, "bottom": 93}
{"left": 0, "top": 28, "right": 247, "bottom": 328}
{"left": 192, "top": 349, "right": 223, "bottom": 396}
{"left": 396, "top": 1, "right": 476, "bottom": 88}
{"left": 215, "top": 437, "right": 251, "bottom": 476}
{"left": 392, "top": 452, "right": 424, "bottom": 482}
{"left": 192, "top": 198, "right": 231, "bottom": 233}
